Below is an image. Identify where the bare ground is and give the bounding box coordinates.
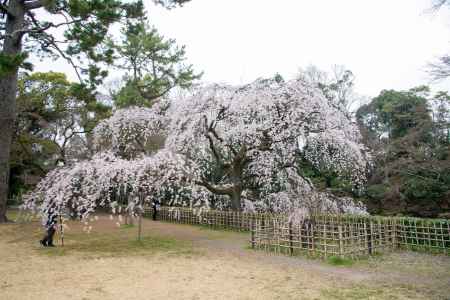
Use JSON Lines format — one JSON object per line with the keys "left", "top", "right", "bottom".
{"left": 0, "top": 213, "right": 449, "bottom": 300}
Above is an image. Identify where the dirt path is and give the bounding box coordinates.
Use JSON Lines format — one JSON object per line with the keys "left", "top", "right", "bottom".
{"left": 1, "top": 216, "right": 449, "bottom": 300}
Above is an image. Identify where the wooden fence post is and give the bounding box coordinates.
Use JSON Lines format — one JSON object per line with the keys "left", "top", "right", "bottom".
{"left": 138, "top": 210, "right": 143, "bottom": 241}
{"left": 363, "top": 221, "right": 368, "bottom": 255}
{"left": 289, "top": 221, "right": 294, "bottom": 256}
{"left": 59, "top": 215, "right": 64, "bottom": 247}
{"left": 392, "top": 219, "right": 397, "bottom": 249}
{"left": 137, "top": 195, "right": 143, "bottom": 241}
{"left": 349, "top": 222, "right": 354, "bottom": 254}
{"left": 323, "top": 223, "right": 328, "bottom": 258}
{"left": 251, "top": 219, "right": 256, "bottom": 249}
{"left": 338, "top": 225, "right": 344, "bottom": 258}
{"left": 378, "top": 219, "right": 383, "bottom": 248}
{"left": 368, "top": 221, "right": 373, "bottom": 255}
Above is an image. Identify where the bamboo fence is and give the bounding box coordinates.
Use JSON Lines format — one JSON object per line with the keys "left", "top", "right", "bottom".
{"left": 144, "top": 206, "right": 450, "bottom": 258}
{"left": 144, "top": 206, "right": 268, "bottom": 231}
{"left": 251, "top": 215, "right": 397, "bottom": 259}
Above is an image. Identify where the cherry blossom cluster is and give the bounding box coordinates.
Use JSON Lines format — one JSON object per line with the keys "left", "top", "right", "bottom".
{"left": 93, "top": 104, "right": 169, "bottom": 158}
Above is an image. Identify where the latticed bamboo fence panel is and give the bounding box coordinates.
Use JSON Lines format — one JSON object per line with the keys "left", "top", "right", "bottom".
{"left": 251, "top": 215, "right": 398, "bottom": 259}
{"left": 144, "top": 206, "right": 270, "bottom": 231}
{"left": 144, "top": 206, "right": 450, "bottom": 257}
{"left": 396, "top": 217, "right": 450, "bottom": 252}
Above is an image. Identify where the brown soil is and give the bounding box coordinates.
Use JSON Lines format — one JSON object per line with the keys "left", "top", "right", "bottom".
{"left": 1, "top": 214, "right": 449, "bottom": 300}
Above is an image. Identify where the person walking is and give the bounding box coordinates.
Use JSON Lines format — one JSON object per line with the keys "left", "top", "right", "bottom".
{"left": 152, "top": 199, "right": 161, "bottom": 221}
{"left": 40, "top": 213, "right": 58, "bottom": 247}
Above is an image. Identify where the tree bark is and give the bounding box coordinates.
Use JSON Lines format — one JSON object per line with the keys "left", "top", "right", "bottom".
{"left": 230, "top": 168, "right": 243, "bottom": 211}
{"left": 228, "top": 146, "right": 249, "bottom": 212}
{"left": 230, "top": 186, "right": 242, "bottom": 211}
{"left": 0, "top": 0, "right": 25, "bottom": 222}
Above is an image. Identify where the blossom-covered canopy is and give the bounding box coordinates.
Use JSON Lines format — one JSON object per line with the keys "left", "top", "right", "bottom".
{"left": 24, "top": 78, "right": 370, "bottom": 221}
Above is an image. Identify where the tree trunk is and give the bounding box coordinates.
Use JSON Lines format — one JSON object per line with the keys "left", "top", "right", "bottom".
{"left": 230, "top": 187, "right": 241, "bottom": 211}
{"left": 0, "top": 0, "right": 25, "bottom": 222}
{"left": 0, "top": 114, "right": 14, "bottom": 222}
{"left": 230, "top": 169, "right": 243, "bottom": 211}
{"left": 229, "top": 149, "right": 248, "bottom": 212}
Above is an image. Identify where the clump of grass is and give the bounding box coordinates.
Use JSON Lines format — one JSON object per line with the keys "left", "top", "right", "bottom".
{"left": 6, "top": 209, "right": 19, "bottom": 221}
{"left": 244, "top": 244, "right": 255, "bottom": 250}
{"left": 120, "top": 223, "right": 135, "bottom": 229}
{"left": 326, "top": 255, "right": 353, "bottom": 266}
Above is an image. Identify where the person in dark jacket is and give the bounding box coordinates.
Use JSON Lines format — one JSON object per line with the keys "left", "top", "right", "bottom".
{"left": 152, "top": 199, "right": 161, "bottom": 221}
{"left": 40, "top": 213, "right": 58, "bottom": 247}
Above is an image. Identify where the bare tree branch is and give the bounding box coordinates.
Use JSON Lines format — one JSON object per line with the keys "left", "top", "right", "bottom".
{"left": 196, "top": 179, "right": 234, "bottom": 196}
{"left": 13, "top": 14, "right": 84, "bottom": 38}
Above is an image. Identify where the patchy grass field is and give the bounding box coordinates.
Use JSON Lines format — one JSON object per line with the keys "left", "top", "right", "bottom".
{"left": 1, "top": 210, "right": 450, "bottom": 300}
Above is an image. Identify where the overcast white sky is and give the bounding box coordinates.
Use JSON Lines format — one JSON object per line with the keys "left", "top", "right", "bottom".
{"left": 33, "top": 0, "right": 450, "bottom": 97}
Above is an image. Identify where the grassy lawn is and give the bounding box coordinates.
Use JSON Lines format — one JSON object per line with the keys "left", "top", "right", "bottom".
{"left": 5, "top": 210, "right": 197, "bottom": 258}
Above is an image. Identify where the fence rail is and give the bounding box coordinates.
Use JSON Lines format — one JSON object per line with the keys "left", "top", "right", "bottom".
{"left": 144, "top": 206, "right": 450, "bottom": 258}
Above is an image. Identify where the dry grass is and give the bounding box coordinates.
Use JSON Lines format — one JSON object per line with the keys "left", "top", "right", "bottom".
{"left": 1, "top": 210, "right": 449, "bottom": 300}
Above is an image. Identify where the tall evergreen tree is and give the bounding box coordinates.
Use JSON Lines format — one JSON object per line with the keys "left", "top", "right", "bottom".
{"left": 112, "top": 19, "right": 201, "bottom": 107}
{"left": 0, "top": 0, "right": 190, "bottom": 222}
